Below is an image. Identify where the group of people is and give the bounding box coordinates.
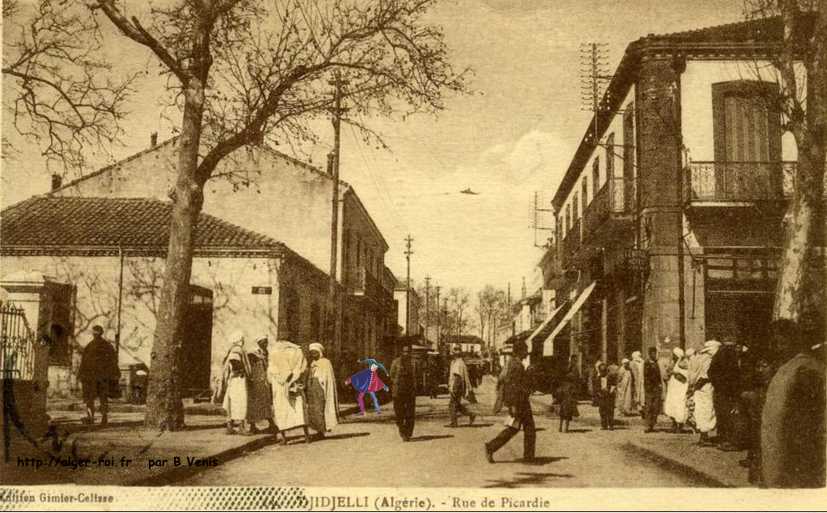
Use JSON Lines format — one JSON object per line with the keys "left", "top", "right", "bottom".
{"left": 553, "top": 319, "right": 825, "bottom": 488}
{"left": 215, "top": 333, "right": 338, "bottom": 445}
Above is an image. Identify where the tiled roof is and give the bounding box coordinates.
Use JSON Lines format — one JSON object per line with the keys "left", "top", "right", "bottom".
{"left": 646, "top": 14, "right": 813, "bottom": 45}
{"left": 0, "top": 196, "right": 285, "bottom": 253}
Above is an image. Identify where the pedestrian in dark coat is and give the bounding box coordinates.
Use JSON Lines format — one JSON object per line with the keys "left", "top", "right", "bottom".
{"left": 484, "top": 341, "right": 536, "bottom": 463}
{"left": 740, "top": 355, "right": 773, "bottom": 484}
{"left": 761, "top": 320, "right": 826, "bottom": 488}
{"left": 709, "top": 335, "right": 743, "bottom": 451}
{"left": 643, "top": 347, "right": 663, "bottom": 432}
{"left": 390, "top": 345, "right": 417, "bottom": 441}
{"left": 78, "top": 326, "right": 120, "bottom": 425}
{"left": 595, "top": 363, "right": 617, "bottom": 430}
{"left": 554, "top": 371, "right": 579, "bottom": 433}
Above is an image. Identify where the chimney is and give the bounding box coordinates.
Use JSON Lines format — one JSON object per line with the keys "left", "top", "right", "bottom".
{"left": 51, "top": 174, "right": 62, "bottom": 191}
{"left": 150, "top": 132, "right": 158, "bottom": 148}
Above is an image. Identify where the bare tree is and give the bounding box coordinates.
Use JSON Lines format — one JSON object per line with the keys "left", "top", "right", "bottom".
{"left": 2, "top": 0, "right": 136, "bottom": 173}
{"left": 475, "top": 285, "right": 505, "bottom": 347}
{"left": 86, "top": 0, "right": 468, "bottom": 429}
{"left": 445, "top": 287, "right": 470, "bottom": 339}
{"left": 744, "top": 1, "right": 825, "bottom": 332}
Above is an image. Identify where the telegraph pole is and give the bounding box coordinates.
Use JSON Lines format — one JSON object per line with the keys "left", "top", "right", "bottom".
{"left": 424, "top": 276, "right": 431, "bottom": 346}
{"left": 328, "top": 73, "right": 348, "bottom": 357}
{"left": 404, "top": 234, "right": 414, "bottom": 335}
{"left": 435, "top": 285, "right": 441, "bottom": 349}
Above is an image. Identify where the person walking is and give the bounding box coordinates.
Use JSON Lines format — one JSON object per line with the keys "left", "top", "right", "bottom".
{"left": 761, "top": 319, "right": 826, "bottom": 488}
{"left": 709, "top": 335, "right": 743, "bottom": 451}
{"left": 77, "top": 325, "right": 120, "bottom": 426}
{"left": 629, "top": 350, "right": 645, "bottom": 415}
{"left": 690, "top": 340, "right": 720, "bottom": 446}
{"left": 643, "top": 347, "right": 663, "bottom": 433}
{"left": 615, "top": 358, "right": 634, "bottom": 416}
{"left": 595, "top": 363, "right": 617, "bottom": 430}
{"left": 217, "top": 331, "right": 252, "bottom": 435}
{"left": 390, "top": 345, "right": 417, "bottom": 441}
{"left": 484, "top": 340, "right": 536, "bottom": 463}
{"left": 663, "top": 347, "right": 689, "bottom": 433}
{"left": 306, "top": 342, "right": 338, "bottom": 440}
{"left": 269, "top": 339, "right": 311, "bottom": 444}
{"left": 740, "top": 354, "right": 774, "bottom": 484}
{"left": 246, "top": 336, "right": 278, "bottom": 435}
{"left": 448, "top": 347, "right": 476, "bottom": 427}
{"left": 555, "top": 369, "right": 579, "bottom": 433}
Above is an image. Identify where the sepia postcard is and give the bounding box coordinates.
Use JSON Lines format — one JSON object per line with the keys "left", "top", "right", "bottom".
{"left": 1, "top": 0, "right": 826, "bottom": 510}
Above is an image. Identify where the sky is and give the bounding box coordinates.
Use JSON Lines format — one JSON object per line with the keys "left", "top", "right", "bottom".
{"left": 1, "top": 0, "right": 744, "bottom": 300}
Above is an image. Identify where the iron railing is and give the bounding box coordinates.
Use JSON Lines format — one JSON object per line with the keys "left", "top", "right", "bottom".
{"left": 348, "top": 267, "right": 394, "bottom": 308}
{"left": 0, "top": 302, "right": 36, "bottom": 380}
{"left": 583, "top": 177, "right": 634, "bottom": 237}
{"left": 684, "top": 161, "right": 796, "bottom": 202}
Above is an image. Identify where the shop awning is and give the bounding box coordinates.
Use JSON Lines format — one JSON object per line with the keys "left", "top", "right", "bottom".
{"left": 542, "top": 281, "right": 597, "bottom": 356}
{"left": 525, "top": 302, "right": 566, "bottom": 354}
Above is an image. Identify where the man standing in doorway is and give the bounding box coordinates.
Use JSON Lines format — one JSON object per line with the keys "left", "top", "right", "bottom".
{"left": 709, "top": 335, "right": 742, "bottom": 451}
{"left": 643, "top": 346, "right": 663, "bottom": 433}
{"left": 390, "top": 345, "right": 417, "bottom": 441}
{"left": 485, "top": 340, "right": 536, "bottom": 463}
{"left": 78, "top": 326, "right": 120, "bottom": 426}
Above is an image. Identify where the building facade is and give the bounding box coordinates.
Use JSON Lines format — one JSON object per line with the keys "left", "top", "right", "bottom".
{"left": 538, "top": 17, "right": 823, "bottom": 373}
{"left": 0, "top": 196, "right": 330, "bottom": 398}
{"left": 48, "top": 140, "right": 395, "bottom": 363}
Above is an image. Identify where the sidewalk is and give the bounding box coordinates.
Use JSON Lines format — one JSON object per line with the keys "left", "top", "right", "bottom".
{"left": 529, "top": 391, "right": 751, "bottom": 487}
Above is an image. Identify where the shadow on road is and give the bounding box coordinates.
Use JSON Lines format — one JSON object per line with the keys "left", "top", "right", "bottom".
{"left": 319, "top": 432, "right": 371, "bottom": 442}
{"left": 407, "top": 434, "right": 454, "bottom": 442}
{"left": 563, "top": 428, "right": 592, "bottom": 433}
{"left": 483, "top": 471, "right": 574, "bottom": 488}
{"left": 442, "top": 423, "right": 494, "bottom": 429}
{"left": 497, "top": 456, "right": 568, "bottom": 465}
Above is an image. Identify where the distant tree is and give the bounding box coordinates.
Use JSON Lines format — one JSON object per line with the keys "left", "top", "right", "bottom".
{"left": 475, "top": 285, "right": 506, "bottom": 347}
{"left": 87, "top": 0, "right": 468, "bottom": 429}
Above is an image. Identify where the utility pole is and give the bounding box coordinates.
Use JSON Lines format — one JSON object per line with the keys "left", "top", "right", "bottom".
{"left": 404, "top": 234, "right": 414, "bottom": 336}
{"left": 328, "top": 73, "right": 348, "bottom": 358}
{"left": 424, "top": 276, "right": 431, "bottom": 348}
{"left": 435, "top": 285, "right": 441, "bottom": 349}
{"left": 442, "top": 297, "right": 449, "bottom": 350}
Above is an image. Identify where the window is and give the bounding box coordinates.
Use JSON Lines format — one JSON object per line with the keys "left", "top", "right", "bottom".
{"left": 623, "top": 103, "right": 635, "bottom": 178}
{"left": 581, "top": 175, "right": 589, "bottom": 208}
{"left": 606, "top": 133, "right": 615, "bottom": 178}
{"left": 712, "top": 81, "right": 780, "bottom": 163}
{"left": 310, "top": 303, "right": 320, "bottom": 341}
{"left": 565, "top": 203, "right": 571, "bottom": 233}
{"left": 573, "top": 192, "right": 579, "bottom": 221}
{"left": 356, "top": 237, "right": 362, "bottom": 267}
{"left": 283, "top": 287, "right": 301, "bottom": 341}
{"left": 592, "top": 157, "right": 600, "bottom": 196}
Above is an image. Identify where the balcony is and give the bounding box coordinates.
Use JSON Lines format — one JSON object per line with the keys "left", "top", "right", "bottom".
{"left": 347, "top": 267, "right": 394, "bottom": 310}
{"left": 582, "top": 177, "right": 635, "bottom": 244}
{"left": 560, "top": 219, "right": 582, "bottom": 270}
{"left": 683, "top": 161, "right": 795, "bottom": 205}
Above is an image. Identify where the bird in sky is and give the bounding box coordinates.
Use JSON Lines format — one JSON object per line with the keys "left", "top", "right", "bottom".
{"left": 460, "top": 188, "right": 480, "bottom": 195}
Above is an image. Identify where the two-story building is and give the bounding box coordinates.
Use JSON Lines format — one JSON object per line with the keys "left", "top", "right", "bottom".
{"left": 538, "top": 16, "right": 822, "bottom": 370}
{"left": 36, "top": 137, "right": 395, "bottom": 368}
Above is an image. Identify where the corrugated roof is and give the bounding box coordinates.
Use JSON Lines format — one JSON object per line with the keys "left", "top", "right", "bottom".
{"left": 0, "top": 196, "right": 285, "bottom": 252}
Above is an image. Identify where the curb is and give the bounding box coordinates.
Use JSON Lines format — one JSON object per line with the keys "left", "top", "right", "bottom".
{"left": 621, "top": 441, "right": 733, "bottom": 488}
{"left": 129, "top": 434, "right": 280, "bottom": 486}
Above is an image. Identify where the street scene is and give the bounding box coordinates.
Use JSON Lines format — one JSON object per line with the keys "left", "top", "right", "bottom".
{"left": 1, "top": 0, "right": 826, "bottom": 509}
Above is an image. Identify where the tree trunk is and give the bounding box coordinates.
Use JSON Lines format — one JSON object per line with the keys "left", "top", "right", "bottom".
{"left": 144, "top": 78, "right": 206, "bottom": 430}
{"left": 774, "top": 133, "right": 825, "bottom": 323}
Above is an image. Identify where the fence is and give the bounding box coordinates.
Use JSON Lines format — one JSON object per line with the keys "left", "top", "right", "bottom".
{"left": 0, "top": 302, "right": 36, "bottom": 380}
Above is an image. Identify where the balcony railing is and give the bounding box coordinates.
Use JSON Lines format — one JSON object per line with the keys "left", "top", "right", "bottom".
{"left": 348, "top": 267, "right": 394, "bottom": 308}
{"left": 582, "top": 177, "right": 634, "bottom": 239}
{"left": 561, "top": 218, "right": 581, "bottom": 269}
{"left": 684, "top": 161, "right": 796, "bottom": 203}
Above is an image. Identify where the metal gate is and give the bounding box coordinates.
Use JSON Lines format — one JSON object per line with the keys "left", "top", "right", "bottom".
{"left": 0, "top": 302, "right": 36, "bottom": 380}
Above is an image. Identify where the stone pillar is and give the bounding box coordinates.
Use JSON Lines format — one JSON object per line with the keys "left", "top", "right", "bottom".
{"left": 636, "top": 52, "right": 686, "bottom": 358}
{"left": 1, "top": 271, "right": 67, "bottom": 450}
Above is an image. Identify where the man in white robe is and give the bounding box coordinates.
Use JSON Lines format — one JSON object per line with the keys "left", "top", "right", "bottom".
{"left": 690, "top": 340, "right": 720, "bottom": 446}
{"left": 306, "top": 342, "right": 339, "bottom": 438}
{"left": 216, "top": 331, "right": 251, "bottom": 434}
{"left": 247, "top": 336, "right": 278, "bottom": 435}
{"left": 269, "top": 340, "right": 310, "bottom": 444}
